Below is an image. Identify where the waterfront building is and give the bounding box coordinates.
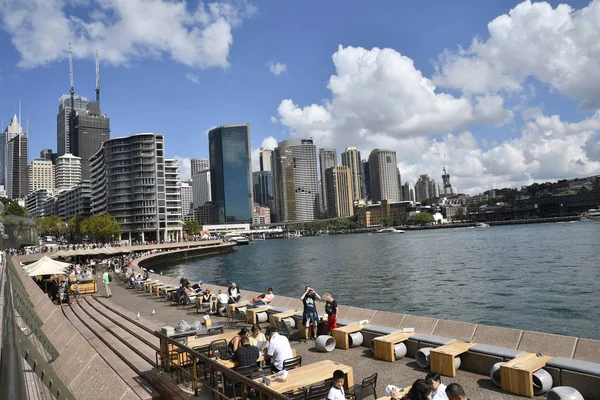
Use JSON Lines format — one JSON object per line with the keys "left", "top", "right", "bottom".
{"left": 25, "top": 189, "right": 53, "bottom": 218}
{"left": 259, "top": 148, "right": 272, "bottom": 172}
{"left": 319, "top": 148, "right": 338, "bottom": 216}
{"left": 90, "top": 133, "right": 182, "bottom": 242}
{"left": 341, "top": 147, "right": 363, "bottom": 202}
{"left": 1, "top": 114, "right": 23, "bottom": 187}
{"left": 253, "top": 171, "right": 275, "bottom": 221}
{"left": 325, "top": 165, "right": 354, "bottom": 218}
{"left": 28, "top": 159, "right": 54, "bottom": 194}
{"left": 191, "top": 158, "right": 210, "bottom": 175}
{"left": 397, "top": 167, "right": 403, "bottom": 201}
{"left": 71, "top": 100, "right": 110, "bottom": 180}
{"left": 356, "top": 200, "right": 409, "bottom": 227}
{"left": 181, "top": 181, "right": 193, "bottom": 217}
{"left": 55, "top": 153, "right": 82, "bottom": 190}
{"left": 415, "top": 174, "right": 440, "bottom": 202}
{"left": 194, "top": 202, "right": 213, "bottom": 226}
{"left": 208, "top": 124, "right": 253, "bottom": 224}
{"left": 202, "top": 223, "right": 250, "bottom": 234}
{"left": 403, "top": 182, "right": 415, "bottom": 203}
{"left": 368, "top": 149, "right": 399, "bottom": 203}
{"left": 272, "top": 138, "right": 319, "bottom": 222}
{"left": 192, "top": 169, "right": 211, "bottom": 209}
{"left": 362, "top": 160, "right": 371, "bottom": 200}
{"left": 253, "top": 204, "right": 271, "bottom": 225}
{"left": 55, "top": 181, "right": 92, "bottom": 221}
{"left": 6, "top": 132, "right": 28, "bottom": 199}
{"left": 442, "top": 167, "right": 456, "bottom": 196}
{"left": 57, "top": 94, "right": 89, "bottom": 156}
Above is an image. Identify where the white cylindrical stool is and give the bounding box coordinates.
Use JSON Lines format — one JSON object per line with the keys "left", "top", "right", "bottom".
{"left": 257, "top": 312, "right": 268, "bottom": 323}
{"left": 454, "top": 356, "right": 462, "bottom": 370}
{"left": 348, "top": 332, "right": 363, "bottom": 348}
{"left": 532, "top": 369, "right": 553, "bottom": 395}
{"left": 315, "top": 335, "right": 336, "bottom": 352}
{"left": 490, "top": 362, "right": 504, "bottom": 387}
{"left": 282, "top": 317, "right": 295, "bottom": 328}
{"left": 416, "top": 347, "right": 434, "bottom": 368}
{"left": 546, "top": 387, "right": 584, "bottom": 400}
{"left": 394, "top": 343, "right": 407, "bottom": 359}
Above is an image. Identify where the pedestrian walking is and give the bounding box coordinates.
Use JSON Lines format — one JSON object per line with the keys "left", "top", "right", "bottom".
{"left": 103, "top": 268, "right": 112, "bottom": 298}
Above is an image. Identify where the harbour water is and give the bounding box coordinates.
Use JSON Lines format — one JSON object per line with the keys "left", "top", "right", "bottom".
{"left": 160, "top": 222, "right": 600, "bottom": 340}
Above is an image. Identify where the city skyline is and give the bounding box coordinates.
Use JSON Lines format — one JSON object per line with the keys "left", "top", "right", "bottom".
{"left": 1, "top": 0, "right": 600, "bottom": 195}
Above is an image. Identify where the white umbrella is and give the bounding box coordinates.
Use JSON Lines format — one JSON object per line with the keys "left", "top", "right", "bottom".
{"left": 25, "top": 256, "right": 72, "bottom": 276}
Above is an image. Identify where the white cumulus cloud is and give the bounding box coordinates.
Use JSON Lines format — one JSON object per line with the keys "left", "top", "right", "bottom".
{"left": 267, "top": 61, "right": 287, "bottom": 76}
{"left": 433, "top": 0, "right": 600, "bottom": 108}
{"left": 185, "top": 73, "right": 200, "bottom": 84}
{"left": 0, "top": 0, "right": 255, "bottom": 69}
{"left": 174, "top": 155, "right": 192, "bottom": 181}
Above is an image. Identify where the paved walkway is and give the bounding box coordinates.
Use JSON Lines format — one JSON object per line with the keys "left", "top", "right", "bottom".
{"left": 106, "top": 279, "right": 547, "bottom": 399}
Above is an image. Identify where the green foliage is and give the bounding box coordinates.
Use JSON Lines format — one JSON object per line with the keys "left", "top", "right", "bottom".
{"left": 182, "top": 220, "right": 201, "bottom": 236}
{"left": 0, "top": 197, "right": 31, "bottom": 217}
{"left": 81, "top": 214, "right": 121, "bottom": 242}
{"left": 37, "top": 216, "right": 63, "bottom": 235}
{"left": 68, "top": 216, "right": 84, "bottom": 237}
{"left": 410, "top": 211, "right": 435, "bottom": 225}
{"left": 287, "top": 217, "right": 359, "bottom": 232}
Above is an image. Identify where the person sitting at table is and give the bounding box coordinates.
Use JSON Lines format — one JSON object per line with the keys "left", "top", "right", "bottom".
{"left": 232, "top": 336, "right": 259, "bottom": 368}
{"left": 191, "top": 280, "right": 203, "bottom": 293}
{"left": 249, "top": 324, "right": 266, "bottom": 347}
{"left": 228, "top": 282, "right": 241, "bottom": 303}
{"left": 393, "top": 379, "right": 431, "bottom": 400}
{"left": 263, "top": 326, "right": 293, "bottom": 373}
{"left": 229, "top": 328, "right": 249, "bottom": 353}
{"left": 426, "top": 372, "right": 448, "bottom": 400}
{"left": 327, "top": 369, "right": 346, "bottom": 400}
{"left": 445, "top": 383, "right": 470, "bottom": 400}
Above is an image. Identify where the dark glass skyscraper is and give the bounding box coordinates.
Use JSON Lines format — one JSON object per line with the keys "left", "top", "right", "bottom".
{"left": 209, "top": 124, "right": 253, "bottom": 223}
{"left": 253, "top": 171, "right": 274, "bottom": 221}
{"left": 71, "top": 101, "right": 110, "bottom": 180}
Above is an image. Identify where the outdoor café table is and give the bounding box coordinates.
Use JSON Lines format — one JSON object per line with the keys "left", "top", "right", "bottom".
{"left": 254, "top": 360, "right": 354, "bottom": 393}
{"left": 430, "top": 340, "right": 477, "bottom": 377}
{"left": 227, "top": 301, "right": 249, "bottom": 317}
{"left": 169, "top": 323, "right": 225, "bottom": 339}
{"left": 186, "top": 330, "right": 238, "bottom": 349}
{"left": 500, "top": 352, "right": 554, "bottom": 397}
{"left": 217, "top": 349, "right": 297, "bottom": 369}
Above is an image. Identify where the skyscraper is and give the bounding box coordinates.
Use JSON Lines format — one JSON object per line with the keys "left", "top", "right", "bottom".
{"left": 1, "top": 114, "right": 23, "bottom": 187}
{"left": 192, "top": 170, "right": 211, "bottom": 208}
{"left": 362, "top": 160, "right": 371, "bottom": 200}
{"left": 403, "top": 182, "right": 415, "bottom": 203}
{"left": 191, "top": 158, "right": 210, "bottom": 175}
{"left": 259, "top": 148, "right": 273, "bottom": 172}
{"left": 325, "top": 166, "right": 354, "bottom": 218}
{"left": 397, "top": 167, "right": 403, "bottom": 201}
{"left": 319, "top": 148, "right": 337, "bottom": 216}
{"left": 253, "top": 171, "right": 274, "bottom": 221}
{"left": 208, "top": 124, "right": 253, "bottom": 223}
{"left": 57, "top": 94, "right": 89, "bottom": 156}
{"left": 181, "top": 181, "right": 193, "bottom": 216}
{"left": 71, "top": 101, "right": 110, "bottom": 180}
{"left": 415, "top": 174, "right": 440, "bottom": 202}
{"left": 6, "top": 133, "right": 28, "bottom": 199}
{"left": 40, "top": 149, "right": 54, "bottom": 162}
{"left": 272, "top": 138, "right": 319, "bottom": 222}
{"left": 368, "top": 149, "right": 399, "bottom": 203}
{"left": 341, "top": 146, "right": 363, "bottom": 201}
{"left": 55, "top": 153, "right": 82, "bottom": 190}
{"left": 28, "top": 159, "right": 54, "bottom": 194}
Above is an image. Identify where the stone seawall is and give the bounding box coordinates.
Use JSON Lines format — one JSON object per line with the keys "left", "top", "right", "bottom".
{"left": 136, "top": 242, "right": 234, "bottom": 269}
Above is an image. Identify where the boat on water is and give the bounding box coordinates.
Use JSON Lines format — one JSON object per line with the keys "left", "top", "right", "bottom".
{"left": 228, "top": 236, "right": 250, "bottom": 245}
{"left": 475, "top": 222, "right": 490, "bottom": 228}
{"left": 580, "top": 208, "right": 600, "bottom": 222}
{"left": 373, "top": 228, "right": 405, "bottom": 234}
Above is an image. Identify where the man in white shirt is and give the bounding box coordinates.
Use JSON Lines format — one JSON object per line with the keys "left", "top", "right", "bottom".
{"left": 264, "top": 326, "right": 293, "bottom": 372}
{"left": 426, "top": 372, "right": 449, "bottom": 400}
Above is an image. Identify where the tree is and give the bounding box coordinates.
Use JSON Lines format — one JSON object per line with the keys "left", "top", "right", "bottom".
{"left": 37, "top": 216, "right": 62, "bottom": 236}
{"left": 0, "top": 197, "right": 31, "bottom": 217}
{"left": 182, "top": 220, "right": 201, "bottom": 236}
{"left": 411, "top": 212, "right": 435, "bottom": 225}
{"left": 81, "top": 214, "right": 121, "bottom": 242}
{"left": 69, "top": 216, "right": 84, "bottom": 238}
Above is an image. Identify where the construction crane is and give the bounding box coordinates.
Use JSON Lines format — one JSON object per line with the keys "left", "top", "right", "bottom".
{"left": 95, "top": 49, "right": 100, "bottom": 103}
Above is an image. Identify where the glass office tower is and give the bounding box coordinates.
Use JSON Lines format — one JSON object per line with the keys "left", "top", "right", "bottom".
{"left": 209, "top": 124, "right": 253, "bottom": 223}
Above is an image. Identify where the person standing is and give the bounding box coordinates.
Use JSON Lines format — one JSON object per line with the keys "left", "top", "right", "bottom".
{"left": 300, "top": 286, "right": 321, "bottom": 343}
{"left": 102, "top": 268, "right": 112, "bottom": 298}
{"left": 323, "top": 293, "right": 339, "bottom": 334}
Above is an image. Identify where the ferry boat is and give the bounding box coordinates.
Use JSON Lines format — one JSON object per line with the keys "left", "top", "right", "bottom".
{"left": 373, "top": 228, "right": 405, "bottom": 234}
{"left": 580, "top": 208, "right": 600, "bottom": 222}
{"left": 228, "top": 236, "right": 250, "bottom": 245}
{"left": 475, "top": 222, "right": 490, "bottom": 228}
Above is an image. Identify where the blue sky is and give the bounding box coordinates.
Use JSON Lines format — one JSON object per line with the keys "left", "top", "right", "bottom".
{"left": 1, "top": 0, "right": 599, "bottom": 193}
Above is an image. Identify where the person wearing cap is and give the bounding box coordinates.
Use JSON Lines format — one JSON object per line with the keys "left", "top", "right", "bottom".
{"left": 229, "top": 328, "right": 249, "bottom": 353}
{"left": 264, "top": 326, "right": 293, "bottom": 373}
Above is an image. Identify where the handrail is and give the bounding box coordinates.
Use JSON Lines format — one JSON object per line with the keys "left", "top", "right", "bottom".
{"left": 0, "top": 258, "right": 28, "bottom": 399}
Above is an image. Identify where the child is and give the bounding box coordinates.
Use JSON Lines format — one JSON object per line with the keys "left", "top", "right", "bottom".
{"left": 327, "top": 370, "right": 345, "bottom": 400}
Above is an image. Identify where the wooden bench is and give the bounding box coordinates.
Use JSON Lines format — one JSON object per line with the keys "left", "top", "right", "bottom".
{"left": 373, "top": 332, "right": 414, "bottom": 362}
{"left": 332, "top": 323, "right": 369, "bottom": 350}
{"left": 500, "top": 352, "right": 554, "bottom": 397}
{"left": 430, "top": 340, "right": 476, "bottom": 377}
{"left": 270, "top": 310, "right": 297, "bottom": 327}
{"left": 246, "top": 306, "right": 271, "bottom": 324}
{"left": 226, "top": 301, "right": 249, "bottom": 317}
{"left": 254, "top": 360, "right": 353, "bottom": 393}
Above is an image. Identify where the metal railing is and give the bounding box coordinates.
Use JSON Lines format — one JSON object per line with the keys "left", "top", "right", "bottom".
{"left": 158, "top": 333, "right": 287, "bottom": 400}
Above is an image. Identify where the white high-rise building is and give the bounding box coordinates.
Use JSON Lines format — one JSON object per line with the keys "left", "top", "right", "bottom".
{"left": 28, "top": 159, "right": 54, "bottom": 194}
{"left": 6, "top": 133, "right": 28, "bottom": 199}
{"left": 272, "top": 138, "right": 319, "bottom": 222}
{"left": 403, "top": 182, "right": 415, "bottom": 203}
{"left": 415, "top": 174, "right": 440, "bottom": 202}
{"left": 319, "top": 148, "right": 337, "bottom": 216}
{"left": 191, "top": 158, "right": 209, "bottom": 175}
{"left": 192, "top": 170, "right": 211, "bottom": 208}
{"left": 368, "top": 149, "right": 399, "bottom": 203}
{"left": 1, "top": 114, "right": 23, "bottom": 187}
{"left": 260, "top": 148, "right": 273, "bottom": 172}
{"left": 181, "top": 181, "right": 193, "bottom": 216}
{"left": 341, "top": 146, "right": 363, "bottom": 202}
{"left": 55, "top": 153, "right": 82, "bottom": 190}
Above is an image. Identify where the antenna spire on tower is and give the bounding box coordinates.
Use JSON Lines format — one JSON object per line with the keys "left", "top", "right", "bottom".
{"left": 69, "top": 43, "right": 74, "bottom": 96}
{"left": 95, "top": 49, "right": 100, "bottom": 103}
